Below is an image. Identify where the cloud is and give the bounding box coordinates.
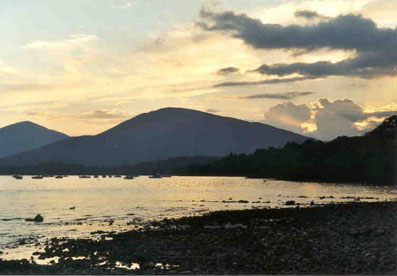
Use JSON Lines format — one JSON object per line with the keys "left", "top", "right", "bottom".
{"left": 27, "top": 109, "right": 130, "bottom": 122}
{"left": 78, "top": 109, "right": 130, "bottom": 120}
{"left": 294, "top": 10, "right": 329, "bottom": 20}
{"left": 0, "top": 60, "right": 20, "bottom": 76}
{"left": 241, "top": 91, "right": 314, "bottom": 100}
{"left": 263, "top": 98, "right": 397, "bottom": 140}
{"left": 0, "top": 83, "right": 50, "bottom": 93}
{"left": 264, "top": 102, "right": 311, "bottom": 134}
{"left": 206, "top": 108, "right": 220, "bottom": 113}
{"left": 21, "top": 34, "right": 99, "bottom": 51}
{"left": 254, "top": 52, "right": 397, "bottom": 78}
{"left": 199, "top": 10, "right": 397, "bottom": 80}
{"left": 214, "top": 76, "right": 312, "bottom": 87}
{"left": 113, "top": 0, "right": 138, "bottom": 9}
{"left": 217, "top": 66, "right": 240, "bottom": 75}
{"left": 312, "top": 99, "right": 364, "bottom": 139}
{"left": 199, "top": 10, "right": 395, "bottom": 52}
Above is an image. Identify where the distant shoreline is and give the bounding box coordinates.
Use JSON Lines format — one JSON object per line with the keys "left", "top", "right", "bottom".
{"left": 2, "top": 173, "right": 396, "bottom": 187}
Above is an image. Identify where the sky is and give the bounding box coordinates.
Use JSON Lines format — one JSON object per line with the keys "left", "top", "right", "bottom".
{"left": 0, "top": 0, "right": 396, "bottom": 140}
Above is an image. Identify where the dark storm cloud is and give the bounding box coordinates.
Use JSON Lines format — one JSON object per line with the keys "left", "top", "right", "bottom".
{"left": 214, "top": 76, "right": 312, "bottom": 88}
{"left": 254, "top": 51, "right": 397, "bottom": 78}
{"left": 217, "top": 67, "right": 240, "bottom": 75}
{"left": 199, "top": 10, "right": 397, "bottom": 84}
{"left": 199, "top": 10, "right": 396, "bottom": 52}
{"left": 241, "top": 91, "right": 314, "bottom": 100}
{"left": 294, "top": 10, "right": 328, "bottom": 20}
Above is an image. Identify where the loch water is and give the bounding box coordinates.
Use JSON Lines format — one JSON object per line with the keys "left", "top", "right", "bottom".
{"left": 0, "top": 175, "right": 396, "bottom": 259}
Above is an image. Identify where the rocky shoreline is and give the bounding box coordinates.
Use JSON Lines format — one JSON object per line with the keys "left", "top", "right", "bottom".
{"left": 0, "top": 201, "right": 396, "bottom": 274}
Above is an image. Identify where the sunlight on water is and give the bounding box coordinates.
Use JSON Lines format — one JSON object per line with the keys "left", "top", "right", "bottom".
{"left": 0, "top": 175, "right": 396, "bottom": 260}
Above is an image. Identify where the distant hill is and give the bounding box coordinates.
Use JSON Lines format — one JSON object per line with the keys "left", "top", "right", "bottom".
{"left": 180, "top": 116, "right": 397, "bottom": 185}
{"left": 0, "top": 108, "right": 309, "bottom": 166}
{"left": 0, "top": 121, "right": 69, "bottom": 158}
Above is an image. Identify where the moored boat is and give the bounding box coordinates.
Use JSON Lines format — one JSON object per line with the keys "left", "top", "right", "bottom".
{"left": 32, "top": 175, "right": 43, "bottom": 179}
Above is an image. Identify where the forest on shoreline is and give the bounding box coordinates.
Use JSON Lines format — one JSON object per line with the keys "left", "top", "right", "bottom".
{"left": 179, "top": 116, "right": 396, "bottom": 185}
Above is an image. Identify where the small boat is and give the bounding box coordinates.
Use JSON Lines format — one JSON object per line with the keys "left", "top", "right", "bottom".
{"left": 114, "top": 175, "right": 122, "bottom": 178}
{"left": 13, "top": 175, "right": 23, "bottom": 180}
{"left": 124, "top": 175, "right": 134, "bottom": 180}
{"left": 79, "top": 175, "right": 91, "bottom": 179}
{"left": 55, "top": 175, "right": 63, "bottom": 179}
{"left": 94, "top": 175, "right": 99, "bottom": 178}
{"left": 32, "top": 175, "right": 43, "bottom": 179}
{"left": 149, "top": 173, "right": 162, "bottom": 179}
{"left": 161, "top": 174, "right": 172, "bottom": 178}
{"left": 102, "top": 175, "right": 106, "bottom": 178}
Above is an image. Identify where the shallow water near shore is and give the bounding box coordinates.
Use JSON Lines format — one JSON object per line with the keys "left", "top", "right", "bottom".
{"left": 0, "top": 175, "right": 396, "bottom": 260}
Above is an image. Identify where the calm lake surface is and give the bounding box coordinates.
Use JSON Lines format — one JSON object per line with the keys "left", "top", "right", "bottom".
{"left": 0, "top": 175, "right": 396, "bottom": 259}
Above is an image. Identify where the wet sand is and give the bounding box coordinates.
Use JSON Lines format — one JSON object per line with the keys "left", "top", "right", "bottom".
{"left": 0, "top": 201, "right": 396, "bottom": 274}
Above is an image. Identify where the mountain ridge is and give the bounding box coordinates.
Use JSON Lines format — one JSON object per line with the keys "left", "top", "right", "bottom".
{"left": 0, "top": 121, "right": 69, "bottom": 158}
{"left": 0, "top": 108, "right": 309, "bottom": 166}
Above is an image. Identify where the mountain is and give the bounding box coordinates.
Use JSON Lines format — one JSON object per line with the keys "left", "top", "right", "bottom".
{"left": 0, "top": 108, "right": 309, "bottom": 166}
{"left": 0, "top": 121, "right": 69, "bottom": 158}
{"left": 181, "top": 115, "right": 397, "bottom": 185}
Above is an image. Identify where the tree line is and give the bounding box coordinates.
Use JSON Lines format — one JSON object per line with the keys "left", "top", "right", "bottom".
{"left": 177, "top": 116, "right": 397, "bottom": 186}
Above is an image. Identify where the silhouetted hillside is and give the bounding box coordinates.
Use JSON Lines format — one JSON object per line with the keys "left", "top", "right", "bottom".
{"left": 0, "top": 108, "right": 308, "bottom": 166}
{"left": 180, "top": 116, "right": 397, "bottom": 185}
{"left": 0, "top": 121, "right": 68, "bottom": 158}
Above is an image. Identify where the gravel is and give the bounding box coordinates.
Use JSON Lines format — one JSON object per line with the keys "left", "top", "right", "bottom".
{"left": 0, "top": 201, "right": 396, "bottom": 274}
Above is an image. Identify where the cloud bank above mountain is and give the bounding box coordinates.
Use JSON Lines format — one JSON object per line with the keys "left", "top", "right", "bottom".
{"left": 264, "top": 99, "right": 397, "bottom": 140}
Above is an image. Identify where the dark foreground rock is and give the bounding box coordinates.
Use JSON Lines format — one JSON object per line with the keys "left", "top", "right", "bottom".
{"left": 1, "top": 201, "right": 396, "bottom": 274}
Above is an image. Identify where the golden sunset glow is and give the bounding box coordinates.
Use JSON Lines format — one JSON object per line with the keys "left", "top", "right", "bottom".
{"left": 0, "top": 0, "right": 395, "bottom": 140}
